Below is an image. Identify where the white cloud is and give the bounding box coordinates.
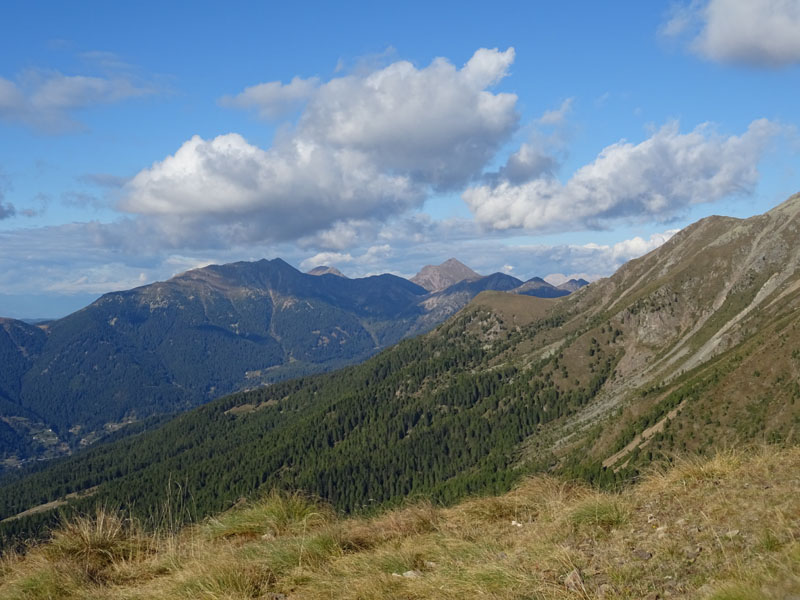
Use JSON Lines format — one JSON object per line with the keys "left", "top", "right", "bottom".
{"left": 122, "top": 48, "right": 519, "bottom": 248}
{"left": 296, "top": 46, "right": 517, "bottom": 190}
{"left": 463, "top": 119, "right": 779, "bottom": 232}
{"left": 580, "top": 229, "right": 680, "bottom": 263}
{"left": 121, "top": 133, "right": 422, "bottom": 246}
{"left": 300, "top": 251, "right": 354, "bottom": 271}
{"left": 298, "top": 244, "right": 394, "bottom": 273}
{"left": 219, "top": 76, "right": 319, "bottom": 119}
{"left": 298, "top": 219, "right": 378, "bottom": 251}
{"left": 538, "top": 97, "right": 574, "bottom": 125}
{"left": 0, "top": 68, "right": 154, "bottom": 133}
{"left": 490, "top": 143, "right": 558, "bottom": 184}
{"left": 219, "top": 48, "right": 518, "bottom": 191}
{"left": 663, "top": 0, "right": 800, "bottom": 67}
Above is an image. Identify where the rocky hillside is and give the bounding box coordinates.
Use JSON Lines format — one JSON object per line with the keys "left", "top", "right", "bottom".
{"left": 545, "top": 192, "right": 800, "bottom": 472}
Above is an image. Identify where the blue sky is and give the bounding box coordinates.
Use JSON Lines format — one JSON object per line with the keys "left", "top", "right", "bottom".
{"left": 1, "top": 0, "right": 799, "bottom": 318}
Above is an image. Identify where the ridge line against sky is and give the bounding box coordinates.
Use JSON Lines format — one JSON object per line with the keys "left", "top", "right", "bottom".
{"left": 1, "top": 0, "right": 799, "bottom": 318}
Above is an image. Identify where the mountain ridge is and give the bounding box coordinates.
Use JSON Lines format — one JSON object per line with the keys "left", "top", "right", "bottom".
{"left": 0, "top": 257, "right": 577, "bottom": 468}
{"left": 2, "top": 194, "right": 799, "bottom": 544}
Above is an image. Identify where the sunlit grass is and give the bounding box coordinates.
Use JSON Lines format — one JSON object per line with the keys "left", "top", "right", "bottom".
{"left": 1, "top": 447, "right": 799, "bottom": 599}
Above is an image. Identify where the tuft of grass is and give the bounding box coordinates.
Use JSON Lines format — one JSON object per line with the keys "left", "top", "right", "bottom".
{"left": 2, "top": 563, "right": 79, "bottom": 600}
{"left": 44, "top": 507, "right": 149, "bottom": 583}
{"left": 174, "top": 555, "right": 275, "bottom": 599}
{"left": 460, "top": 494, "right": 535, "bottom": 525}
{"left": 247, "top": 529, "right": 343, "bottom": 574}
{"left": 666, "top": 448, "right": 744, "bottom": 483}
{"left": 757, "top": 528, "right": 783, "bottom": 552}
{"left": 205, "top": 490, "right": 333, "bottom": 540}
{"left": 338, "top": 501, "right": 439, "bottom": 551}
{"left": 569, "top": 496, "right": 628, "bottom": 532}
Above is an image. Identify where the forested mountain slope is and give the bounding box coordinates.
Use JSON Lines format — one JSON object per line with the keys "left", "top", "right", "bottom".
{"left": 2, "top": 194, "right": 799, "bottom": 545}
{"left": 0, "top": 259, "right": 575, "bottom": 468}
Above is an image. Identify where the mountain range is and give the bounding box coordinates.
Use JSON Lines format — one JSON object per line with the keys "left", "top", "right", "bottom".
{"left": 2, "top": 193, "right": 798, "bottom": 544}
{"left": 0, "top": 258, "right": 583, "bottom": 469}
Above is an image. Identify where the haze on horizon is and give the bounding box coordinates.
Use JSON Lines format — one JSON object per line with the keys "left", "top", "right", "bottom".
{"left": 1, "top": 0, "right": 799, "bottom": 319}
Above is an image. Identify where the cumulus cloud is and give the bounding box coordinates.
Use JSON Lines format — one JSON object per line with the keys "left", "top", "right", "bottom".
{"left": 299, "top": 244, "right": 393, "bottom": 273}
{"left": 0, "top": 68, "right": 154, "bottom": 133}
{"left": 581, "top": 229, "right": 680, "bottom": 264}
{"left": 120, "top": 133, "right": 422, "bottom": 245}
{"left": 121, "top": 48, "right": 519, "bottom": 248}
{"left": 466, "top": 230, "right": 679, "bottom": 283}
{"left": 298, "top": 219, "right": 379, "bottom": 251}
{"left": 300, "top": 251, "right": 354, "bottom": 271}
{"left": 489, "top": 143, "right": 558, "bottom": 184}
{"left": 538, "top": 97, "right": 574, "bottom": 125}
{"left": 463, "top": 119, "right": 779, "bottom": 232}
{"left": 663, "top": 0, "right": 800, "bottom": 67}
{"left": 298, "top": 47, "right": 517, "bottom": 190}
{"left": 219, "top": 76, "right": 320, "bottom": 119}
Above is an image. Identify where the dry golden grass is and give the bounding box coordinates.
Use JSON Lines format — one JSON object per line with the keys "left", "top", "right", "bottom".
{"left": 1, "top": 448, "right": 799, "bottom": 599}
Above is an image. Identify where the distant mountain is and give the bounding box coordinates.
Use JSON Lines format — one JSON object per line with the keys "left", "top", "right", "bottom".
{"left": 307, "top": 266, "right": 346, "bottom": 277}
{"left": 556, "top": 278, "right": 589, "bottom": 293}
{"left": 3, "top": 194, "right": 799, "bottom": 539}
{"left": 410, "top": 258, "right": 482, "bottom": 292}
{"left": 415, "top": 272, "right": 524, "bottom": 330}
{"left": 0, "top": 259, "right": 430, "bottom": 466}
{"left": 0, "top": 319, "right": 53, "bottom": 465}
{"left": 512, "top": 276, "right": 589, "bottom": 297}
{"left": 0, "top": 258, "right": 579, "bottom": 468}
{"left": 513, "top": 276, "right": 571, "bottom": 298}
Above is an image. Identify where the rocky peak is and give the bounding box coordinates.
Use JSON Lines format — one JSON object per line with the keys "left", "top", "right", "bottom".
{"left": 410, "top": 258, "right": 482, "bottom": 292}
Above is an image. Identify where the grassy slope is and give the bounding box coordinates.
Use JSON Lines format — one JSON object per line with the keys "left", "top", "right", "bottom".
{"left": 1, "top": 446, "right": 798, "bottom": 599}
